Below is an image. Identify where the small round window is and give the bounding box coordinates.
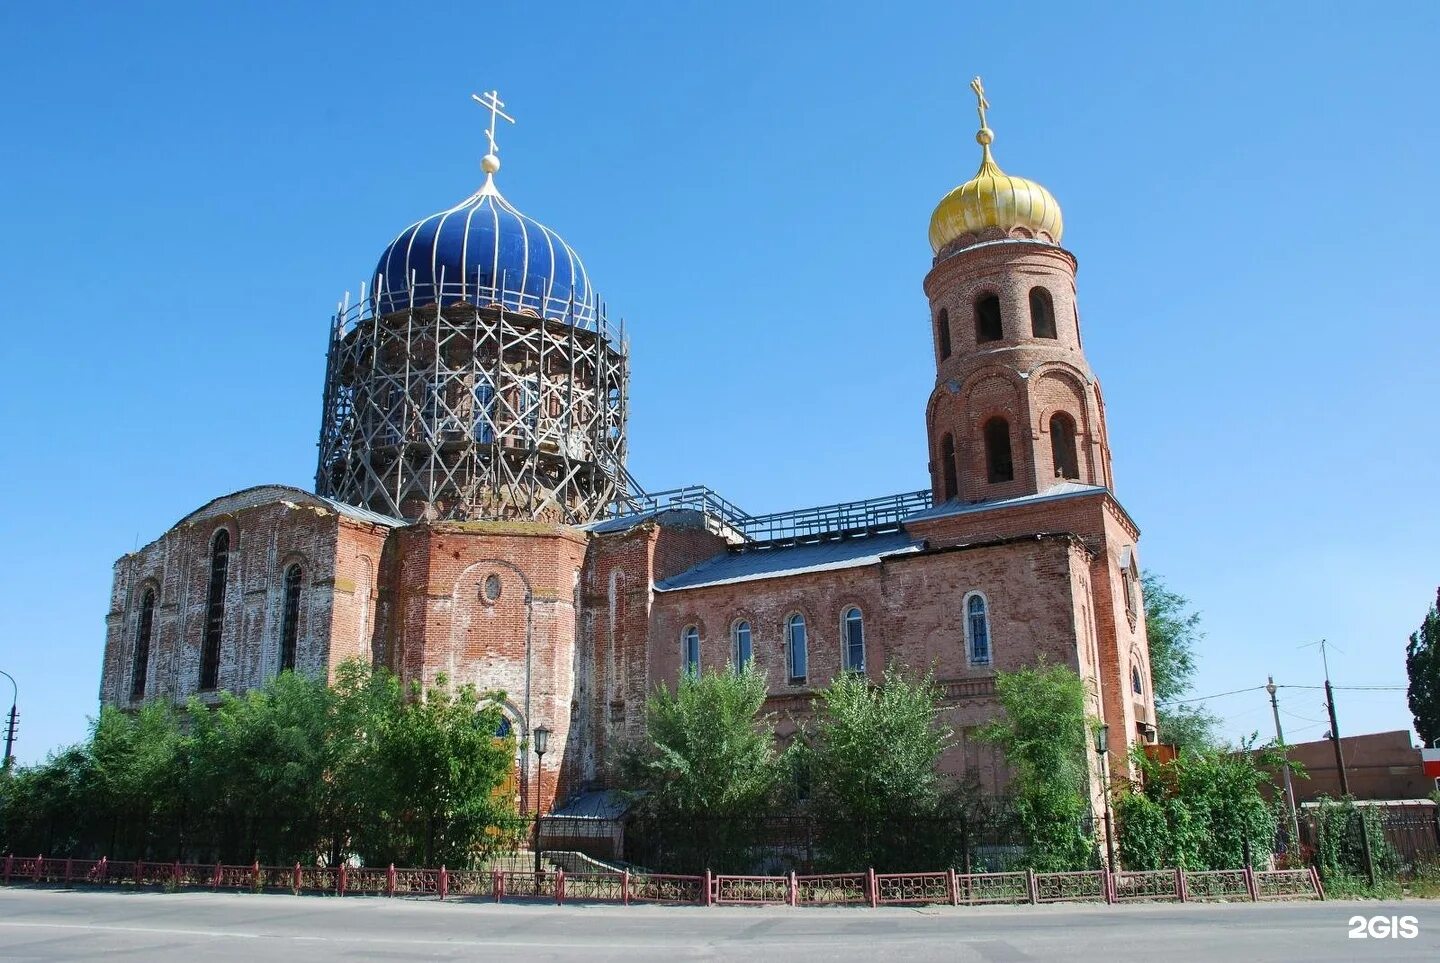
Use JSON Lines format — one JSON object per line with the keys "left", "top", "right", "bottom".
{"left": 483, "top": 574, "right": 502, "bottom": 602}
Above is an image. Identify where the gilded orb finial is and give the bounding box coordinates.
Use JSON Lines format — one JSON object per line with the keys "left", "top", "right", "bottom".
{"left": 471, "top": 89, "right": 515, "bottom": 178}
{"left": 928, "top": 76, "right": 1064, "bottom": 252}
{"left": 969, "top": 76, "right": 996, "bottom": 164}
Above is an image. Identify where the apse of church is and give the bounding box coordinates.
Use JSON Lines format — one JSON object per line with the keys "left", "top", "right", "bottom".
{"left": 100, "top": 82, "right": 1157, "bottom": 812}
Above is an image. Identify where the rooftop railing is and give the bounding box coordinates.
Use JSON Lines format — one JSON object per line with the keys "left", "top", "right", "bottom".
{"left": 331, "top": 278, "right": 622, "bottom": 344}
{"left": 624, "top": 485, "right": 933, "bottom": 547}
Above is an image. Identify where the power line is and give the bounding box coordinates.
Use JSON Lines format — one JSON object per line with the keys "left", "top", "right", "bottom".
{"left": 1156, "top": 685, "right": 1266, "bottom": 707}
{"left": 1156, "top": 682, "right": 1406, "bottom": 708}
{"left": 1277, "top": 684, "right": 1406, "bottom": 691}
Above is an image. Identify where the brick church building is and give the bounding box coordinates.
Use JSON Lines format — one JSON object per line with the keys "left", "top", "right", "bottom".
{"left": 100, "top": 85, "right": 1157, "bottom": 814}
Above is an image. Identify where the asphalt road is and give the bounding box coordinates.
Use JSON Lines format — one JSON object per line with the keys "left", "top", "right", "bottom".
{"left": 0, "top": 888, "right": 1437, "bottom": 962}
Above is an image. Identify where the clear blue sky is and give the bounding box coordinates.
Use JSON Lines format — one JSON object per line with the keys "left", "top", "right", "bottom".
{"left": 2, "top": 1, "right": 1436, "bottom": 764}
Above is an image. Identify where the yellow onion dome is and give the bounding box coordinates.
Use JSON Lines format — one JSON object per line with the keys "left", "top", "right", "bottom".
{"left": 928, "top": 106, "right": 1063, "bottom": 254}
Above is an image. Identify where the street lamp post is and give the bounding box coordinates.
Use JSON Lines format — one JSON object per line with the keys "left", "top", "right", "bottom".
{"left": 1094, "top": 723, "right": 1117, "bottom": 875}
{"left": 0, "top": 669, "right": 17, "bottom": 771}
{"left": 532, "top": 725, "right": 551, "bottom": 880}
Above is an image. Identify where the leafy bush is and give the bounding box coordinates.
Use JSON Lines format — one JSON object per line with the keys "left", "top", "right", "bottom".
{"left": 979, "top": 661, "right": 1097, "bottom": 871}
{"left": 1115, "top": 739, "right": 1281, "bottom": 870}
{"left": 799, "top": 669, "right": 969, "bottom": 870}
{"left": 1311, "top": 796, "right": 1400, "bottom": 883}
{"left": 0, "top": 662, "right": 516, "bottom": 868}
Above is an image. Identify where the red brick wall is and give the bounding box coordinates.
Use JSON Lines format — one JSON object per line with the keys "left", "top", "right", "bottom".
{"left": 387, "top": 521, "right": 589, "bottom": 813}
{"left": 101, "top": 487, "right": 396, "bottom": 708}
{"left": 577, "top": 513, "right": 733, "bottom": 791}
{"left": 922, "top": 242, "right": 1113, "bottom": 504}
{"left": 647, "top": 534, "right": 1086, "bottom": 795}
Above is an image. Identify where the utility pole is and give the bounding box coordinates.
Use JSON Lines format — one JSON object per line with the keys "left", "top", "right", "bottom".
{"left": 1313, "top": 639, "right": 1376, "bottom": 886}
{"left": 0, "top": 669, "right": 16, "bottom": 771}
{"left": 1266, "top": 677, "right": 1300, "bottom": 847}
{"left": 2, "top": 705, "right": 15, "bottom": 771}
{"left": 1313, "top": 639, "right": 1351, "bottom": 794}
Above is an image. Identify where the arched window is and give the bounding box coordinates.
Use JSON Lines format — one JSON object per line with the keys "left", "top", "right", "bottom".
{"left": 1029, "top": 287, "right": 1057, "bottom": 338}
{"left": 199, "top": 529, "right": 230, "bottom": 690}
{"left": 965, "top": 593, "right": 991, "bottom": 666}
{"left": 279, "top": 564, "right": 302, "bottom": 672}
{"left": 473, "top": 376, "right": 496, "bottom": 444}
{"left": 842, "top": 607, "right": 865, "bottom": 673}
{"left": 1132, "top": 665, "right": 1144, "bottom": 695}
{"left": 1120, "top": 550, "right": 1141, "bottom": 620}
{"left": 936, "top": 308, "right": 952, "bottom": 360}
{"left": 732, "top": 620, "right": 753, "bottom": 672}
{"left": 131, "top": 588, "right": 155, "bottom": 701}
{"left": 520, "top": 375, "right": 541, "bottom": 434}
{"left": 1050, "top": 412, "right": 1080, "bottom": 480}
{"left": 786, "top": 614, "right": 808, "bottom": 684}
{"left": 975, "top": 294, "right": 1003, "bottom": 343}
{"left": 983, "top": 417, "right": 1014, "bottom": 483}
{"left": 940, "top": 433, "right": 958, "bottom": 501}
{"left": 681, "top": 625, "right": 700, "bottom": 678}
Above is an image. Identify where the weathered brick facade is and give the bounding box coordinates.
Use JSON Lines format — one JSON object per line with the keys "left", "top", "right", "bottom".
{"left": 99, "top": 120, "right": 1157, "bottom": 817}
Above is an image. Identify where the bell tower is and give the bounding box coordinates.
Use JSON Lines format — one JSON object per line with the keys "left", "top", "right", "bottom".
{"left": 924, "top": 78, "right": 1113, "bottom": 506}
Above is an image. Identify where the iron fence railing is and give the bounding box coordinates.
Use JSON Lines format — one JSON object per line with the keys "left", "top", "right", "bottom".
{"left": 0, "top": 854, "right": 1324, "bottom": 907}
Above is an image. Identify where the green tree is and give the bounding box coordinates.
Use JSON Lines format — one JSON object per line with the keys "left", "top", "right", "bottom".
{"left": 0, "top": 661, "right": 520, "bottom": 868}
{"left": 361, "top": 673, "right": 515, "bottom": 867}
{"left": 980, "top": 661, "right": 1097, "bottom": 871}
{"left": 620, "top": 665, "right": 785, "bottom": 871}
{"left": 89, "top": 702, "right": 184, "bottom": 858}
{"left": 183, "top": 670, "right": 337, "bottom": 862}
{"left": 1405, "top": 588, "right": 1440, "bottom": 745}
{"left": 1115, "top": 739, "right": 1282, "bottom": 871}
{"left": 623, "top": 664, "right": 784, "bottom": 818}
{"left": 1143, "top": 571, "right": 1219, "bottom": 751}
{"left": 801, "top": 669, "right": 960, "bottom": 870}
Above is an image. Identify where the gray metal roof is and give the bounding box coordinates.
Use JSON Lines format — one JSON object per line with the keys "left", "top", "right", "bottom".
{"left": 174, "top": 485, "right": 406, "bottom": 531}
{"left": 313, "top": 494, "right": 408, "bottom": 528}
{"left": 581, "top": 507, "right": 668, "bottom": 534}
{"left": 656, "top": 530, "right": 922, "bottom": 592}
{"left": 901, "top": 482, "right": 1106, "bottom": 524}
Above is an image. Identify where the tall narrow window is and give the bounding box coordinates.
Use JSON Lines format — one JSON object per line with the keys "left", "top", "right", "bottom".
{"left": 965, "top": 593, "right": 991, "bottom": 665}
{"left": 520, "top": 375, "right": 541, "bottom": 435}
{"left": 983, "top": 417, "right": 1014, "bottom": 483}
{"left": 199, "top": 529, "right": 230, "bottom": 691}
{"left": 681, "top": 626, "right": 700, "bottom": 678}
{"left": 1050, "top": 412, "right": 1080, "bottom": 480}
{"left": 940, "top": 433, "right": 958, "bottom": 501}
{"left": 473, "top": 376, "right": 496, "bottom": 444}
{"left": 842, "top": 607, "right": 865, "bottom": 674}
{"left": 732, "top": 620, "right": 752, "bottom": 671}
{"left": 936, "top": 308, "right": 952, "bottom": 360}
{"left": 786, "top": 614, "right": 808, "bottom": 684}
{"left": 975, "top": 294, "right": 1003, "bottom": 343}
{"left": 1132, "top": 665, "right": 1144, "bottom": 695}
{"left": 279, "top": 564, "right": 302, "bottom": 672}
{"left": 131, "top": 588, "right": 155, "bottom": 701}
{"left": 1029, "top": 287, "right": 1057, "bottom": 338}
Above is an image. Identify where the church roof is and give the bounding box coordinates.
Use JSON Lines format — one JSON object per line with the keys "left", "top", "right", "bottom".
{"left": 172, "top": 485, "right": 406, "bottom": 532}
{"left": 371, "top": 174, "right": 594, "bottom": 320}
{"left": 655, "top": 530, "right": 922, "bottom": 592}
{"left": 901, "top": 482, "right": 1107, "bottom": 524}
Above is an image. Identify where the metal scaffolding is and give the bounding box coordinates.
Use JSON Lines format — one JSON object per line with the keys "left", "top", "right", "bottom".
{"left": 315, "top": 277, "right": 632, "bottom": 524}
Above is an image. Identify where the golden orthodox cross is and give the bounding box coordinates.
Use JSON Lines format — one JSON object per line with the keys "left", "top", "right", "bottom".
{"left": 970, "top": 76, "right": 990, "bottom": 129}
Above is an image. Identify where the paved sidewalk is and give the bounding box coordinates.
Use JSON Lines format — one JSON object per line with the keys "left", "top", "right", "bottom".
{"left": 0, "top": 887, "right": 1437, "bottom": 961}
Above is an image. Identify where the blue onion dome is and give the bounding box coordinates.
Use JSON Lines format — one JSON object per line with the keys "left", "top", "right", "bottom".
{"left": 372, "top": 169, "right": 595, "bottom": 323}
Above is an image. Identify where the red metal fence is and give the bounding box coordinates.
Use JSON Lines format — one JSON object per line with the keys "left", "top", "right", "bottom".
{"left": 0, "top": 853, "right": 1324, "bottom": 906}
